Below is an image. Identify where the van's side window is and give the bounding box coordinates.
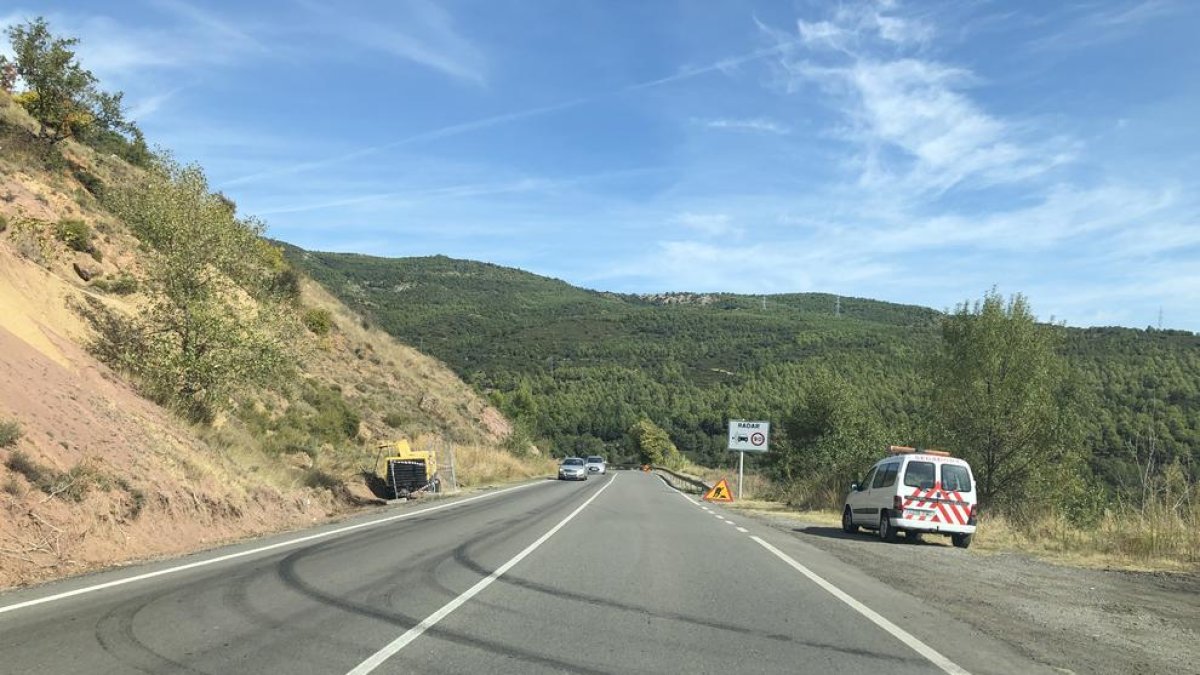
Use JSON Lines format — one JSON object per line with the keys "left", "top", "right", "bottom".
{"left": 942, "top": 465, "right": 972, "bottom": 492}
{"left": 904, "top": 461, "right": 935, "bottom": 489}
{"left": 860, "top": 467, "right": 877, "bottom": 490}
{"left": 879, "top": 463, "right": 898, "bottom": 488}
{"left": 873, "top": 463, "right": 897, "bottom": 489}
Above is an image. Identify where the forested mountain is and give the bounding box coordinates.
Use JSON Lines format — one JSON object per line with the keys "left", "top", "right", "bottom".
{"left": 283, "top": 246, "right": 1199, "bottom": 490}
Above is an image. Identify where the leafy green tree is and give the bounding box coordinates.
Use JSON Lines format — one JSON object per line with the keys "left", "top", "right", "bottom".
{"left": 99, "top": 159, "right": 292, "bottom": 421}
{"left": 3, "top": 17, "right": 147, "bottom": 163}
{"left": 628, "top": 417, "right": 683, "bottom": 468}
{"left": 4, "top": 18, "right": 98, "bottom": 142}
{"left": 928, "top": 290, "right": 1087, "bottom": 511}
{"left": 768, "top": 372, "right": 888, "bottom": 507}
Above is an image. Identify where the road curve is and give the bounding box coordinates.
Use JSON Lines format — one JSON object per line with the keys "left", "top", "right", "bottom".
{"left": 0, "top": 472, "right": 1048, "bottom": 674}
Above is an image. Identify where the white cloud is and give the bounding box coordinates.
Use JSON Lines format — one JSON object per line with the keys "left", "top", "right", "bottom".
{"left": 296, "top": 0, "right": 486, "bottom": 85}
{"left": 771, "top": 4, "right": 1074, "bottom": 194}
{"left": 126, "top": 88, "right": 181, "bottom": 121}
{"left": 1027, "top": 0, "right": 1179, "bottom": 52}
{"left": 674, "top": 212, "right": 743, "bottom": 238}
{"left": 700, "top": 117, "right": 791, "bottom": 134}
{"left": 0, "top": 7, "right": 268, "bottom": 90}
{"left": 794, "top": 2, "right": 934, "bottom": 50}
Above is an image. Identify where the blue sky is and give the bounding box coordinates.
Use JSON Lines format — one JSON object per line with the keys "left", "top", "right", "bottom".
{"left": 5, "top": 1, "right": 1199, "bottom": 329}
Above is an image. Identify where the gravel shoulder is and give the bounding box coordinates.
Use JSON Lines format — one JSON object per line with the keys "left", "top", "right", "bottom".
{"left": 746, "top": 509, "right": 1200, "bottom": 675}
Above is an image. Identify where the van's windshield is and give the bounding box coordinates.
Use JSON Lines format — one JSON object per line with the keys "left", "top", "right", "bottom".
{"left": 942, "top": 465, "right": 972, "bottom": 492}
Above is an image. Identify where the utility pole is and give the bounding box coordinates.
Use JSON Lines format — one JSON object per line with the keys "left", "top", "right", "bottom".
{"left": 1158, "top": 307, "right": 1163, "bottom": 330}
{"left": 761, "top": 296, "right": 766, "bottom": 311}
{"left": 835, "top": 296, "right": 841, "bottom": 317}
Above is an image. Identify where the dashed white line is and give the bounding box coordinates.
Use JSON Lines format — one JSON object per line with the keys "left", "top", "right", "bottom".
{"left": 750, "top": 536, "right": 970, "bottom": 675}
{"left": 724, "top": 520, "right": 736, "bottom": 526}
{"left": 736, "top": 527, "right": 749, "bottom": 533}
{"left": 346, "top": 475, "right": 617, "bottom": 675}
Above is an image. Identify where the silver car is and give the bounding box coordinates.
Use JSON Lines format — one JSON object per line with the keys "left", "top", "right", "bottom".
{"left": 585, "top": 455, "right": 606, "bottom": 475}
{"left": 558, "top": 457, "right": 587, "bottom": 481}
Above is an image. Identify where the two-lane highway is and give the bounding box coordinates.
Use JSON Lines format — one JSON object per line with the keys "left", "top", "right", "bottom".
{"left": 0, "top": 472, "right": 1048, "bottom": 674}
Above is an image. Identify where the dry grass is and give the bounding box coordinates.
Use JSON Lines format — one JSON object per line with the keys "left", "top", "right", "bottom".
{"left": 296, "top": 278, "right": 511, "bottom": 446}
{"left": 452, "top": 444, "right": 555, "bottom": 488}
{"left": 974, "top": 498, "right": 1200, "bottom": 571}
{"left": 677, "top": 461, "right": 776, "bottom": 500}
{"left": 725, "top": 499, "right": 843, "bottom": 526}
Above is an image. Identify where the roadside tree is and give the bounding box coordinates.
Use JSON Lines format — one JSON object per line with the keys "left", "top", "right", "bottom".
{"left": 928, "top": 290, "right": 1087, "bottom": 512}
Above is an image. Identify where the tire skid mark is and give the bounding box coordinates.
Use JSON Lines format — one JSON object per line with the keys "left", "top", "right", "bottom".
{"left": 93, "top": 589, "right": 208, "bottom": 675}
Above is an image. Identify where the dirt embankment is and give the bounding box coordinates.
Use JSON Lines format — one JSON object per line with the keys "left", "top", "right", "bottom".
{"left": 0, "top": 249, "right": 347, "bottom": 588}
{"left": 0, "top": 162, "right": 519, "bottom": 590}
{"left": 755, "top": 512, "right": 1200, "bottom": 675}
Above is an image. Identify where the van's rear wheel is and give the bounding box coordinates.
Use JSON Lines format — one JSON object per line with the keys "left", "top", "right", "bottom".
{"left": 842, "top": 507, "right": 858, "bottom": 534}
{"left": 879, "top": 512, "right": 899, "bottom": 542}
{"left": 952, "top": 533, "right": 973, "bottom": 549}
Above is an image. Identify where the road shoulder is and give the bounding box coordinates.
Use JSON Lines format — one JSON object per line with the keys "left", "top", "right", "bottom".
{"left": 739, "top": 507, "right": 1200, "bottom": 675}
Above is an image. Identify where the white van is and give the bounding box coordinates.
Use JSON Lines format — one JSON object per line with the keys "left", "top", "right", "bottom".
{"left": 842, "top": 446, "right": 978, "bottom": 548}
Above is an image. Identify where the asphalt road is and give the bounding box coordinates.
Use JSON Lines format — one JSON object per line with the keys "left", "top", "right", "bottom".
{"left": 0, "top": 472, "right": 1051, "bottom": 674}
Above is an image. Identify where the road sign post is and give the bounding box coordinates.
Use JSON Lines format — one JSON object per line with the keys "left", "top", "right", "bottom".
{"left": 727, "top": 420, "right": 769, "bottom": 500}
{"left": 738, "top": 449, "right": 744, "bottom": 501}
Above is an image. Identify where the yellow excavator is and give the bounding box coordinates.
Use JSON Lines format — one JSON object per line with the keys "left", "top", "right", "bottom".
{"left": 374, "top": 439, "right": 439, "bottom": 499}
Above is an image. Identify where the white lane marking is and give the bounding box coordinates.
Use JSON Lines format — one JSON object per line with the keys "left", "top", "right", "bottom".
{"left": 750, "top": 536, "right": 970, "bottom": 675}
{"left": 736, "top": 527, "right": 749, "bottom": 533}
{"left": 724, "top": 520, "right": 736, "bottom": 526}
{"left": 701, "top": 507, "right": 711, "bottom": 511}
{"left": 346, "top": 475, "right": 617, "bottom": 675}
{"left": 0, "top": 481, "right": 550, "bottom": 617}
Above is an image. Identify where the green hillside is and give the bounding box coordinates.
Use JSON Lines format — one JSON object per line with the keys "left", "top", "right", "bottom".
{"left": 283, "top": 246, "right": 1200, "bottom": 488}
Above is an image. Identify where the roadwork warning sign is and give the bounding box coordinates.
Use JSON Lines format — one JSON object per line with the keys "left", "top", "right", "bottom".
{"left": 704, "top": 478, "right": 734, "bottom": 503}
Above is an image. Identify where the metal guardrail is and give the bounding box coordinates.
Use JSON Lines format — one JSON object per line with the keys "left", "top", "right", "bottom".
{"left": 613, "top": 464, "right": 712, "bottom": 494}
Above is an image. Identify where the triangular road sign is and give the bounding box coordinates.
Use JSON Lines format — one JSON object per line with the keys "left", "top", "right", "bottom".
{"left": 703, "top": 478, "right": 734, "bottom": 502}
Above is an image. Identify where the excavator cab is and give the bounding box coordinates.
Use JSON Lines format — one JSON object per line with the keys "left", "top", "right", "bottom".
{"left": 375, "top": 440, "right": 439, "bottom": 499}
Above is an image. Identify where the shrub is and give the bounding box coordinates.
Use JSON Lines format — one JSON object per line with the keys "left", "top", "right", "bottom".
{"left": 71, "top": 166, "right": 104, "bottom": 197}
{"left": 0, "top": 213, "right": 8, "bottom": 233}
{"left": 54, "top": 218, "right": 93, "bottom": 252}
{"left": 302, "top": 468, "right": 341, "bottom": 491}
{"left": 271, "top": 266, "right": 302, "bottom": 300}
{"left": 0, "top": 418, "right": 22, "bottom": 447}
{"left": 92, "top": 273, "right": 138, "bottom": 295}
{"left": 383, "top": 411, "right": 411, "bottom": 428}
{"left": 2, "top": 475, "right": 23, "bottom": 497}
{"left": 263, "top": 426, "right": 316, "bottom": 457}
{"left": 5, "top": 450, "right": 47, "bottom": 485}
{"left": 2, "top": 451, "right": 108, "bottom": 501}
{"left": 302, "top": 308, "right": 334, "bottom": 336}
{"left": 52, "top": 462, "right": 109, "bottom": 502}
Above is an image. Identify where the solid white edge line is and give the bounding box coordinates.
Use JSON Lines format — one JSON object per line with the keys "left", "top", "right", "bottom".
{"left": 346, "top": 474, "right": 617, "bottom": 675}
{"left": 0, "top": 480, "right": 549, "bottom": 616}
{"left": 750, "top": 536, "right": 970, "bottom": 675}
